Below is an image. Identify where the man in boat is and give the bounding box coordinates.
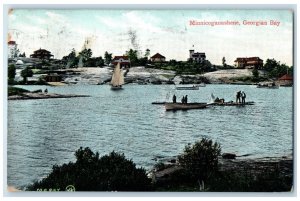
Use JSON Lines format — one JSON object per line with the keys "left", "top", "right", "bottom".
{"left": 181, "top": 96, "right": 185, "bottom": 104}
{"left": 236, "top": 91, "right": 241, "bottom": 104}
{"left": 44, "top": 88, "right": 48, "bottom": 94}
{"left": 241, "top": 91, "right": 246, "bottom": 104}
{"left": 173, "top": 94, "right": 177, "bottom": 103}
{"left": 185, "top": 95, "right": 188, "bottom": 104}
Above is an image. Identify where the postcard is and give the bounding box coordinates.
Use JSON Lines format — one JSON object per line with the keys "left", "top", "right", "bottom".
{"left": 6, "top": 7, "right": 294, "bottom": 193}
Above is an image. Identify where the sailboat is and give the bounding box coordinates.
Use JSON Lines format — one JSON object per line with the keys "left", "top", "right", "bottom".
{"left": 110, "top": 62, "right": 124, "bottom": 90}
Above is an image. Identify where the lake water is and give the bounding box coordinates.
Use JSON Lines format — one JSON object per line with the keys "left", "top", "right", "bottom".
{"left": 7, "top": 84, "right": 293, "bottom": 188}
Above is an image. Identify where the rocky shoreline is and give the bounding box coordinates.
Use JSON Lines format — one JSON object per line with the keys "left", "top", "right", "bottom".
{"left": 8, "top": 92, "right": 90, "bottom": 100}
{"left": 55, "top": 67, "right": 267, "bottom": 85}
{"left": 151, "top": 156, "right": 293, "bottom": 191}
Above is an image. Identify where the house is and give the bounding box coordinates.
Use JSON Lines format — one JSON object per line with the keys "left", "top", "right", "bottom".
{"left": 234, "top": 57, "right": 263, "bottom": 69}
{"left": 189, "top": 50, "right": 206, "bottom": 63}
{"left": 30, "top": 48, "right": 54, "bottom": 60}
{"left": 278, "top": 74, "right": 293, "bottom": 86}
{"left": 150, "top": 53, "right": 166, "bottom": 62}
{"left": 8, "top": 41, "right": 19, "bottom": 59}
{"left": 112, "top": 56, "right": 131, "bottom": 68}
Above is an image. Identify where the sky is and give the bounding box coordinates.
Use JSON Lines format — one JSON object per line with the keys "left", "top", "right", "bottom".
{"left": 7, "top": 9, "right": 293, "bottom": 66}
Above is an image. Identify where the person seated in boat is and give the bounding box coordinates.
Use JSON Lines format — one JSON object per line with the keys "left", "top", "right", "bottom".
{"left": 214, "top": 97, "right": 225, "bottom": 103}
{"left": 172, "top": 94, "right": 177, "bottom": 103}
{"left": 44, "top": 88, "right": 48, "bottom": 94}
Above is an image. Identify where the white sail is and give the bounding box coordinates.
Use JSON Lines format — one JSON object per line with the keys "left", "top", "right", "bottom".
{"left": 110, "top": 63, "right": 124, "bottom": 87}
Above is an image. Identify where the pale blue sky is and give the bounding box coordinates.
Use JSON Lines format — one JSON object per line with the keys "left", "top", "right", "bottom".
{"left": 8, "top": 9, "right": 293, "bottom": 65}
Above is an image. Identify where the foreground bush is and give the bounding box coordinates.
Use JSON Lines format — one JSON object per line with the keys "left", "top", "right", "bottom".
{"left": 27, "top": 147, "right": 152, "bottom": 191}
{"left": 178, "top": 138, "right": 221, "bottom": 182}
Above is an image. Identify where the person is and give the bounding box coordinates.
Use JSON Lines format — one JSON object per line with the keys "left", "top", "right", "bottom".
{"left": 181, "top": 96, "right": 185, "bottom": 104}
{"left": 236, "top": 91, "right": 241, "bottom": 103}
{"left": 172, "top": 94, "right": 177, "bottom": 103}
{"left": 185, "top": 95, "right": 188, "bottom": 104}
{"left": 241, "top": 91, "right": 246, "bottom": 104}
{"left": 44, "top": 88, "right": 48, "bottom": 94}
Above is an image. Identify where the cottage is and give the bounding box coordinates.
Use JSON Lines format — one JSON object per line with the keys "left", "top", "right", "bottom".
{"left": 112, "top": 56, "right": 131, "bottom": 68}
{"left": 189, "top": 50, "right": 206, "bottom": 63}
{"left": 30, "top": 48, "right": 54, "bottom": 60}
{"left": 234, "top": 57, "right": 263, "bottom": 69}
{"left": 278, "top": 74, "right": 293, "bottom": 86}
{"left": 150, "top": 53, "right": 166, "bottom": 62}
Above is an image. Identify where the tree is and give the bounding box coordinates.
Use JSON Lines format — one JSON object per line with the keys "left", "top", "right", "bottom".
{"left": 252, "top": 68, "right": 259, "bottom": 82}
{"left": 104, "top": 51, "right": 112, "bottom": 65}
{"left": 78, "top": 48, "right": 93, "bottom": 66}
{"left": 263, "top": 58, "right": 279, "bottom": 72}
{"left": 8, "top": 64, "right": 16, "bottom": 80}
{"left": 27, "top": 147, "right": 152, "bottom": 191}
{"left": 222, "top": 57, "right": 226, "bottom": 67}
{"left": 21, "top": 67, "right": 33, "bottom": 83}
{"left": 125, "top": 49, "right": 138, "bottom": 66}
{"left": 178, "top": 138, "right": 221, "bottom": 182}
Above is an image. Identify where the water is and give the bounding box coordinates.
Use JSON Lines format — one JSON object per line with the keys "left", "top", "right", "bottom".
{"left": 7, "top": 84, "right": 293, "bottom": 188}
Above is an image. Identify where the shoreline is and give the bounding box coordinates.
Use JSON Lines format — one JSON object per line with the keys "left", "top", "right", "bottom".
{"left": 8, "top": 92, "right": 90, "bottom": 100}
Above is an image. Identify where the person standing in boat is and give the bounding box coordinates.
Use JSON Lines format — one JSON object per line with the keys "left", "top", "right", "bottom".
{"left": 181, "top": 96, "right": 185, "bottom": 104}
{"left": 173, "top": 94, "right": 177, "bottom": 103}
{"left": 236, "top": 91, "right": 241, "bottom": 103}
{"left": 241, "top": 91, "right": 246, "bottom": 104}
{"left": 185, "top": 95, "right": 188, "bottom": 104}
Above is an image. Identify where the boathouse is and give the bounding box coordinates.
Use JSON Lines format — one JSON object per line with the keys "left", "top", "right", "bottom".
{"left": 278, "top": 74, "right": 293, "bottom": 86}
{"left": 112, "top": 56, "right": 131, "bottom": 68}
{"left": 150, "top": 53, "right": 166, "bottom": 62}
{"left": 234, "top": 57, "right": 263, "bottom": 69}
{"left": 30, "top": 48, "right": 54, "bottom": 60}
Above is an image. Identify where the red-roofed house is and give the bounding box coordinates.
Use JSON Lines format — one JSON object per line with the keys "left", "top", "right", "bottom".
{"left": 234, "top": 57, "right": 263, "bottom": 69}
{"left": 112, "top": 56, "right": 131, "bottom": 68}
{"left": 278, "top": 74, "right": 293, "bottom": 86}
{"left": 150, "top": 53, "right": 166, "bottom": 62}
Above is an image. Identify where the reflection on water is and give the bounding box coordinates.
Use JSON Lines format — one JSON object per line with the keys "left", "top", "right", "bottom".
{"left": 7, "top": 84, "right": 293, "bottom": 188}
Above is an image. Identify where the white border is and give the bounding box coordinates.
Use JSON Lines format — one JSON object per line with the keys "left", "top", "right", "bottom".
{"left": 1, "top": 0, "right": 299, "bottom": 200}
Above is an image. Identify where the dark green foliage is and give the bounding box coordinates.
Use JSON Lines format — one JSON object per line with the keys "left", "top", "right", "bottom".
{"left": 8, "top": 86, "right": 29, "bottom": 96}
{"left": 126, "top": 49, "right": 139, "bottom": 66}
{"left": 8, "top": 64, "right": 16, "bottom": 80}
{"left": 84, "top": 57, "right": 105, "bottom": 67}
{"left": 178, "top": 138, "right": 221, "bottom": 182}
{"left": 252, "top": 68, "right": 259, "bottom": 82}
{"left": 263, "top": 58, "right": 291, "bottom": 78}
{"left": 27, "top": 147, "right": 152, "bottom": 191}
{"left": 207, "top": 166, "right": 292, "bottom": 192}
{"left": 20, "top": 67, "right": 33, "bottom": 83}
{"left": 104, "top": 51, "right": 112, "bottom": 65}
{"left": 78, "top": 48, "right": 93, "bottom": 63}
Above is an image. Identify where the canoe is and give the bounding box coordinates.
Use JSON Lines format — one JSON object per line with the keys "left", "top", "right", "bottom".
{"left": 165, "top": 103, "right": 208, "bottom": 111}
{"left": 211, "top": 101, "right": 255, "bottom": 106}
{"left": 176, "top": 85, "right": 199, "bottom": 90}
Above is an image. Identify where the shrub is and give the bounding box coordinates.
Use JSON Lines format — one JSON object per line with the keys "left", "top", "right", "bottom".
{"left": 27, "top": 147, "right": 152, "bottom": 191}
{"left": 178, "top": 138, "right": 221, "bottom": 182}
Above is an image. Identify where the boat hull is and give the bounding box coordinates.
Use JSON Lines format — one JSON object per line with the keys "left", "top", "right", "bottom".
{"left": 211, "top": 101, "right": 255, "bottom": 106}
{"left": 165, "top": 103, "right": 208, "bottom": 111}
{"left": 110, "top": 86, "right": 123, "bottom": 90}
